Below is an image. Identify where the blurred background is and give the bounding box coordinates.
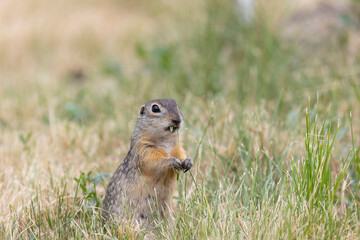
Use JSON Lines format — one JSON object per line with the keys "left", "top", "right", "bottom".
{"left": 1, "top": 0, "right": 359, "bottom": 107}
{"left": 1, "top": 0, "right": 359, "bottom": 112}
{"left": 1, "top": 0, "right": 360, "bottom": 238}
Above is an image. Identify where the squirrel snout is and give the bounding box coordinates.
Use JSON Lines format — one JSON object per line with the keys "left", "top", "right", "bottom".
{"left": 171, "top": 118, "right": 181, "bottom": 126}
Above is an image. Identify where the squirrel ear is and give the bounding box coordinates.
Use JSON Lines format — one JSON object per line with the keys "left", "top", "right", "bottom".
{"left": 139, "top": 105, "right": 145, "bottom": 115}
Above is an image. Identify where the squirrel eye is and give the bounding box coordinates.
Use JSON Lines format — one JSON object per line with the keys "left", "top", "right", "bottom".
{"left": 151, "top": 104, "right": 161, "bottom": 113}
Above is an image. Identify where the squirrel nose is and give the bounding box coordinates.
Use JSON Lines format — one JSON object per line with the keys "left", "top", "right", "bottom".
{"left": 172, "top": 118, "right": 181, "bottom": 126}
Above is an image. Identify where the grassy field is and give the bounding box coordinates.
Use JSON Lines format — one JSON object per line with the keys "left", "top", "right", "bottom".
{"left": 1, "top": 0, "right": 360, "bottom": 239}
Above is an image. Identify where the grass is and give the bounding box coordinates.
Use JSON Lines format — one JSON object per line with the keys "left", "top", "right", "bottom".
{"left": 1, "top": 0, "right": 360, "bottom": 239}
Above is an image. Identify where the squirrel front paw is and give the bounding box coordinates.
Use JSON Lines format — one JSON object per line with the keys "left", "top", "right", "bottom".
{"left": 169, "top": 157, "right": 183, "bottom": 171}
{"left": 181, "top": 158, "right": 193, "bottom": 173}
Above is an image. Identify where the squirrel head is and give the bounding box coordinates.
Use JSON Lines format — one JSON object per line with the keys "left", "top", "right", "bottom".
{"left": 135, "top": 99, "right": 183, "bottom": 138}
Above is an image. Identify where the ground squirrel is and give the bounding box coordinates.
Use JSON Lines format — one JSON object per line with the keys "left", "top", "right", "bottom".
{"left": 102, "top": 99, "right": 193, "bottom": 226}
